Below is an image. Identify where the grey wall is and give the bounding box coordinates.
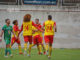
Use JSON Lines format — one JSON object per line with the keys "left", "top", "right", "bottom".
{"left": 0, "top": 5, "right": 80, "bottom": 48}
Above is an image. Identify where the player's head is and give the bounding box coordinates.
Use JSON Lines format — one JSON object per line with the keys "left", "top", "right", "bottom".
{"left": 35, "top": 19, "right": 39, "bottom": 24}
{"left": 13, "top": 20, "right": 18, "bottom": 25}
{"left": 23, "top": 14, "right": 31, "bottom": 22}
{"left": 5, "top": 19, "right": 10, "bottom": 24}
{"left": 48, "top": 15, "right": 52, "bottom": 20}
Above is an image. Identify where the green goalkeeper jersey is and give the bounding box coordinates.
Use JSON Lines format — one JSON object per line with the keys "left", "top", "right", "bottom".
{"left": 2, "top": 25, "right": 13, "bottom": 40}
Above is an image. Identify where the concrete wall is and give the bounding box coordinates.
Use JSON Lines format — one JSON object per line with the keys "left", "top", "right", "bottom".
{"left": 0, "top": 5, "right": 80, "bottom": 48}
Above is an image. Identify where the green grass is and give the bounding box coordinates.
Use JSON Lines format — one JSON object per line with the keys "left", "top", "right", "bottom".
{"left": 0, "top": 48, "right": 80, "bottom": 60}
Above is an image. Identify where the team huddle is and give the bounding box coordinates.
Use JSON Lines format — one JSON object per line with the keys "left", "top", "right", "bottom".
{"left": 0, "top": 14, "right": 57, "bottom": 59}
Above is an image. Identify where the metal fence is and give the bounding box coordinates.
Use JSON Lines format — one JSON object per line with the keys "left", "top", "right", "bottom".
{"left": 63, "top": 0, "right": 80, "bottom": 3}
{"left": 62, "top": 0, "right": 80, "bottom": 6}
{"left": 0, "top": 0, "right": 17, "bottom": 5}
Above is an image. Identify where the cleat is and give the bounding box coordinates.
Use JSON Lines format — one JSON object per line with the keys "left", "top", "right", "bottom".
{"left": 38, "top": 52, "right": 41, "bottom": 55}
{"left": 43, "top": 51, "right": 46, "bottom": 55}
{"left": 46, "top": 51, "right": 48, "bottom": 56}
{"left": 10, "top": 54, "right": 13, "bottom": 57}
{"left": 27, "top": 54, "right": 31, "bottom": 57}
{"left": 38, "top": 52, "right": 43, "bottom": 55}
{"left": 4, "top": 55, "right": 8, "bottom": 58}
{"left": 24, "top": 51, "right": 27, "bottom": 55}
{"left": 48, "top": 56, "right": 51, "bottom": 59}
{"left": 19, "top": 52, "right": 23, "bottom": 54}
{"left": 40, "top": 52, "right": 43, "bottom": 55}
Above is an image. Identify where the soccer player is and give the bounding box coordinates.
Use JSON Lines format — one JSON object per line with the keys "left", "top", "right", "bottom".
{"left": 43, "top": 15, "right": 57, "bottom": 58}
{"left": 32, "top": 20, "right": 42, "bottom": 55}
{"left": 0, "top": 19, "right": 15, "bottom": 57}
{"left": 32, "top": 26, "right": 42, "bottom": 55}
{"left": 19, "top": 14, "right": 43, "bottom": 56}
{"left": 11, "top": 20, "right": 23, "bottom": 54}
{"left": 34, "top": 19, "right": 46, "bottom": 55}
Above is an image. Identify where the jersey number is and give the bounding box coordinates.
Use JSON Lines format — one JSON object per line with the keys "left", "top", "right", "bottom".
{"left": 46, "top": 25, "right": 52, "bottom": 32}
{"left": 24, "top": 25, "right": 28, "bottom": 31}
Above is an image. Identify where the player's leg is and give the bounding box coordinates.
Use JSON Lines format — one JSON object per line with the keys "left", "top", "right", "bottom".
{"left": 24, "top": 36, "right": 28, "bottom": 54}
{"left": 16, "top": 38, "right": 23, "bottom": 54}
{"left": 24, "top": 42, "right": 27, "bottom": 51}
{"left": 11, "top": 37, "right": 16, "bottom": 47}
{"left": 48, "top": 35, "right": 53, "bottom": 59}
{"left": 44, "top": 36, "right": 49, "bottom": 55}
{"left": 5, "top": 45, "right": 8, "bottom": 57}
{"left": 41, "top": 43, "right": 46, "bottom": 55}
{"left": 31, "top": 44, "right": 36, "bottom": 47}
{"left": 45, "top": 43, "right": 49, "bottom": 55}
{"left": 28, "top": 36, "right": 32, "bottom": 56}
{"left": 5, "top": 39, "right": 12, "bottom": 57}
{"left": 38, "top": 36, "right": 43, "bottom": 55}
{"left": 32, "top": 36, "right": 37, "bottom": 47}
{"left": 37, "top": 44, "right": 40, "bottom": 54}
{"left": 38, "top": 44, "right": 42, "bottom": 55}
{"left": 48, "top": 43, "right": 52, "bottom": 59}
{"left": 18, "top": 44, "right": 23, "bottom": 54}
{"left": 7, "top": 44, "right": 12, "bottom": 56}
{"left": 24, "top": 42, "right": 27, "bottom": 55}
{"left": 40, "top": 37, "right": 46, "bottom": 54}
{"left": 28, "top": 43, "right": 32, "bottom": 56}
{"left": 33, "top": 36, "right": 40, "bottom": 54}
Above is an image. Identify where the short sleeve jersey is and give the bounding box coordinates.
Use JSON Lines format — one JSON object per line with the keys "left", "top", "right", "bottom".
{"left": 2, "top": 25, "right": 13, "bottom": 40}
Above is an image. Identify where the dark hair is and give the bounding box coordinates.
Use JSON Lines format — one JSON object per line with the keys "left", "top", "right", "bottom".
{"left": 36, "top": 19, "right": 39, "bottom": 21}
{"left": 5, "top": 19, "right": 10, "bottom": 23}
{"left": 13, "top": 20, "right": 17, "bottom": 24}
{"left": 23, "top": 14, "right": 31, "bottom": 22}
{"left": 48, "top": 15, "right": 52, "bottom": 20}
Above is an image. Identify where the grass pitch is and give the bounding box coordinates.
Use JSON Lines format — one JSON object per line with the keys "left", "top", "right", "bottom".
{"left": 0, "top": 48, "right": 80, "bottom": 60}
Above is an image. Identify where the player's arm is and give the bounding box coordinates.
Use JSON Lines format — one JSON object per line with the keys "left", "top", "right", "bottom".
{"left": 33, "top": 29, "right": 38, "bottom": 32}
{"left": 32, "top": 26, "right": 38, "bottom": 34}
{"left": 39, "top": 25, "right": 45, "bottom": 32}
{"left": 12, "top": 30, "right": 16, "bottom": 37}
{"left": 32, "top": 21, "right": 43, "bottom": 32}
{"left": 32, "top": 29, "right": 38, "bottom": 34}
{"left": 42, "top": 22, "right": 45, "bottom": 31}
{"left": 0, "top": 30, "right": 4, "bottom": 37}
{"left": 0, "top": 30, "right": 4, "bottom": 42}
{"left": 12, "top": 30, "right": 19, "bottom": 40}
{"left": 18, "top": 24, "right": 23, "bottom": 37}
{"left": 0, "top": 26, "right": 5, "bottom": 37}
{"left": 0, "top": 26, "right": 5, "bottom": 42}
{"left": 11, "top": 27, "right": 17, "bottom": 38}
{"left": 54, "top": 22, "right": 57, "bottom": 32}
